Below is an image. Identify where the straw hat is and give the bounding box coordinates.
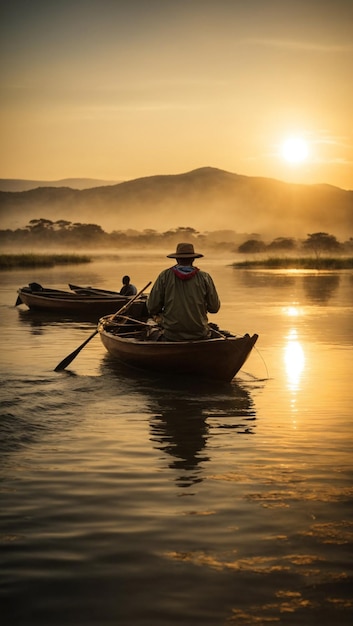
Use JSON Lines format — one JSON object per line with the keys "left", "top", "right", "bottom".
{"left": 167, "top": 242, "right": 204, "bottom": 259}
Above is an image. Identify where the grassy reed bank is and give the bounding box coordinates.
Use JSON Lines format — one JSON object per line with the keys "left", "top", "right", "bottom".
{"left": 232, "top": 256, "right": 353, "bottom": 269}
{"left": 0, "top": 253, "right": 91, "bottom": 270}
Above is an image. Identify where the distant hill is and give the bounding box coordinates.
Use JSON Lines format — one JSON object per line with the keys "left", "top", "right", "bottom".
{"left": 0, "top": 167, "right": 352, "bottom": 239}
{"left": 0, "top": 178, "right": 119, "bottom": 192}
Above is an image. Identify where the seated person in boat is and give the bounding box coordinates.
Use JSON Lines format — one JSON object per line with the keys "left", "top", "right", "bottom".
{"left": 119, "top": 275, "right": 137, "bottom": 296}
{"left": 147, "top": 243, "right": 221, "bottom": 341}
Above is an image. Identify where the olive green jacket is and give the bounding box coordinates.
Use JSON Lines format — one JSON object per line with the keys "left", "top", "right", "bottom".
{"left": 147, "top": 267, "right": 221, "bottom": 341}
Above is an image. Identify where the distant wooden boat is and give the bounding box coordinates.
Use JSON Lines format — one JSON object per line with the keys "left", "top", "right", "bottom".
{"left": 16, "top": 283, "right": 147, "bottom": 317}
{"left": 98, "top": 315, "right": 258, "bottom": 382}
{"left": 68, "top": 283, "right": 121, "bottom": 296}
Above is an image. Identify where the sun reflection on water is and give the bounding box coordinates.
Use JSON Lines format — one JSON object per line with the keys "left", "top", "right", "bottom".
{"left": 285, "top": 306, "right": 300, "bottom": 317}
{"left": 284, "top": 329, "right": 305, "bottom": 392}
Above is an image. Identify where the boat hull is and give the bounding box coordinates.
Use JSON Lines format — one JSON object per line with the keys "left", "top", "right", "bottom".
{"left": 98, "top": 321, "right": 258, "bottom": 382}
{"left": 16, "top": 286, "right": 145, "bottom": 316}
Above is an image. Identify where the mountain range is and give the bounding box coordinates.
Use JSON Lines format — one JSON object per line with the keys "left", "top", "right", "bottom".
{"left": 0, "top": 178, "right": 119, "bottom": 192}
{"left": 0, "top": 167, "right": 352, "bottom": 239}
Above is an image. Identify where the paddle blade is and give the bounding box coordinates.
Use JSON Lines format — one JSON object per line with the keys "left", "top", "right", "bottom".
{"left": 54, "top": 330, "right": 98, "bottom": 371}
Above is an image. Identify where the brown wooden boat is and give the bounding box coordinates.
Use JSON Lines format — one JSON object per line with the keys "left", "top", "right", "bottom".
{"left": 16, "top": 283, "right": 146, "bottom": 316}
{"left": 98, "top": 315, "right": 258, "bottom": 382}
{"left": 68, "top": 283, "right": 121, "bottom": 296}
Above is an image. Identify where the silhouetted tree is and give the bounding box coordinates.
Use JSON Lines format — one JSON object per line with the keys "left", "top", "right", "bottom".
{"left": 343, "top": 237, "right": 353, "bottom": 253}
{"left": 302, "top": 232, "right": 341, "bottom": 259}
{"left": 238, "top": 239, "right": 266, "bottom": 253}
{"left": 54, "top": 220, "right": 72, "bottom": 231}
{"left": 267, "top": 237, "right": 296, "bottom": 251}
{"left": 26, "top": 218, "right": 54, "bottom": 232}
{"left": 71, "top": 223, "right": 104, "bottom": 236}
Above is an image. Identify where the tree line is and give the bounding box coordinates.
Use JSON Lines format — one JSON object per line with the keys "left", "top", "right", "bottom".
{"left": 238, "top": 233, "right": 353, "bottom": 257}
{"left": 1, "top": 218, "right": 352, "bottom": 255}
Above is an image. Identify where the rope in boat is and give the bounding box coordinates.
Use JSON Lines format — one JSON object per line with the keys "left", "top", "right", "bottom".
{"left": 256, "top": 346, "right": 269, "bottom": 379}
{"left": 241, "top": 345, "right": 269, "bottom": 381}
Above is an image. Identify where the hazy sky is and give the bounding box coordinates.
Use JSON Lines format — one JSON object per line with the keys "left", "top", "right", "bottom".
{"left": 1, "top": 0, "right": 352, "bottom": 189}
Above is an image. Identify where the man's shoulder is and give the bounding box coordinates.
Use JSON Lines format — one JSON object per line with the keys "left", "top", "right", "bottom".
{"left": 157, "top": 267, "right": 174, "bottom": 279}
{"left": 197, "top": 268, "right": 212, "bottom": 280}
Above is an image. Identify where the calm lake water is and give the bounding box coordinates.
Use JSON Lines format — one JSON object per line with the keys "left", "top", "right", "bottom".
{"left": 1, "top": 252, "right": 352, "bottom": 626}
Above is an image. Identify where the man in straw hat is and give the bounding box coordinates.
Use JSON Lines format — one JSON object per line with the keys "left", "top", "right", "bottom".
{"left": 147, "top": 242, "right": 220, "bottom": 341}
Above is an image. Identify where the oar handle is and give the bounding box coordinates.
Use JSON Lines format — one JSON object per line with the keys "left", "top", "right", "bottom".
{"left": 109, "top": 281, "right": 151, "bottom": 320}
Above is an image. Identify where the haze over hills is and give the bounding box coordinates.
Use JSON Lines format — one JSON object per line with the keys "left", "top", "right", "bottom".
{"left": 0, "top": 178, "right": 119, "bottom": 192}
{"left": 0, "top": 167, "right": 352, "bottom": 240}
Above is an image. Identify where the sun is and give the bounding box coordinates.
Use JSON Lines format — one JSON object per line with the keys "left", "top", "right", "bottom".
{"left": 280, "top": 136, "right": 309, "bottom": 163}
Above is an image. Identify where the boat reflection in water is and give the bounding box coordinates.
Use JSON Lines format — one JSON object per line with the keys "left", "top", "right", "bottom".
{"left": 150, "top": 399, "right": 210, "bottom": 488}
{"left": 150, "top": 383, "right": 256, "bottom": 488}
{"left": 17, "top": 307, "right": 101, "bottom": 328}
{"left": 101, "top": 357, "right": 257, "bottom": 488}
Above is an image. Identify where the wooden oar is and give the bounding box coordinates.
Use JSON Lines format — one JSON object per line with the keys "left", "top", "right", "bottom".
{"left": 54, "top": 281, "right": 151, "bottom": 371}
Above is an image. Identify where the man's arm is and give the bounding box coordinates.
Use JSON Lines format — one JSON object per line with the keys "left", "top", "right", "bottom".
{"left": 147, "top": 272, "right": 166, "bottom": 315}
{"left": 205, "top": 274, "right": 221, "bottom": 313}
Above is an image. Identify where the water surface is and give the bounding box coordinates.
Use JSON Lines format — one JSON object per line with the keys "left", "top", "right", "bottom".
{"left": 1, "top": 254, "right": 352, "bottom": 625}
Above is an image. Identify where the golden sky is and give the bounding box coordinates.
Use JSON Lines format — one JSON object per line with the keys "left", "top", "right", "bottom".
{"left": 1, "top": 0, "right": 352, "bottom": 189}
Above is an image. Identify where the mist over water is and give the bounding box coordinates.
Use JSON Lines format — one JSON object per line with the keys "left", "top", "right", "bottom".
{"left": 1, "top": 254, "right": 352, "bottom": 625}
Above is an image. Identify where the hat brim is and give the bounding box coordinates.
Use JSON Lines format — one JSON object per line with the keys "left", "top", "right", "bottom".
{"left": 167, "top": 252, "right": 203, "bottom": 258}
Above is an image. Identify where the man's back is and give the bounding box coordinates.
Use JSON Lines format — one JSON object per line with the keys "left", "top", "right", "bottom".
{"left": 148, "top": 266, "right": 220, "bottom": 341}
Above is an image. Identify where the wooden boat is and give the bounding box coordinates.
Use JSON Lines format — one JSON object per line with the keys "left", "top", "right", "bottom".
{"left": 68, "top": 283, "right": 121, "bottom": 296}
{"left": 16, "top": 283, "right": 147, "bottom": 316}
{"left": 98, "top": 315, "right": 258, "bottom": 382}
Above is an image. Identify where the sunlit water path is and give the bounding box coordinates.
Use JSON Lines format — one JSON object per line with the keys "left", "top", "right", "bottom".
{"left": 1, "top": 254, "right": 352, "bottom": 625}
